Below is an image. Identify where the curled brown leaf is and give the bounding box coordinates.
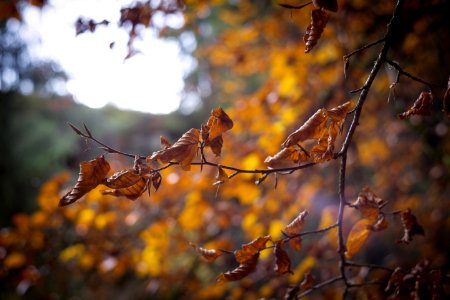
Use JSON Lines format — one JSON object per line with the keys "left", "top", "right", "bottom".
{"left": 274, "top": 241, "right": 292, "bottom": 275}
{"left": 190, "top": 242, "right": 222, "bottom": 263}
{"left": 398, "top": 208, "right": 424, "bottom": 244}
{"left": 304, "top": 9, "right": 330, "bottom": 53}
{"left": 59, "top": 156, "right": 110, "bottom": 206}
{"left": 282, "top": 108, "right": 328, "bottom": 148}
{"left": 398, "top": 91, "right": 433, "bottom": 119}
{"left": 217, "top": 253, "right": 259, "bottom": 282}
{"left": 285, "top": 210, "right": 309, "bottom": 236}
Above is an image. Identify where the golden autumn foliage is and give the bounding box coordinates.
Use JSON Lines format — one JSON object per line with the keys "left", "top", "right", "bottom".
{"left": 1, "top": 0, "right": 450, "bottom": 299}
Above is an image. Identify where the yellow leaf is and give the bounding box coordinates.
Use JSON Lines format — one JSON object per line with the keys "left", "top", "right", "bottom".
{"left": 345, "top": 219, "right": 372, "bottom": 259}
{"left": 206, "top": 107, "right": 234, "bottom": 140}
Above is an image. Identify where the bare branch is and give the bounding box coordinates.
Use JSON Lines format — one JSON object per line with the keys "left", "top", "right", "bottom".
{"left": 297, "top": 276, "right": 343, "bottom": 299}
{"left": 343, "top": 38, "right": 386, "bottom": 60}
{"left": 385, "top": 59, "right": 446, "bottom": 89}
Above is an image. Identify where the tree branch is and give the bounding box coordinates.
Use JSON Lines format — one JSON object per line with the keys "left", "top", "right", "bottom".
{"left": 297, "top": 276, "right": 343, "bottom": 299}
{"left": 385, "top": 59, "right": 446, "bottom": 88}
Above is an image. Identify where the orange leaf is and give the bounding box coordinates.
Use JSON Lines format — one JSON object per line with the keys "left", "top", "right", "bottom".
{"left": 149, "top": 128, "right": 200, "bottom": 171}
{"left": 368, "top": 214, "right": 388, "bottom": 232}
{"left": 60, "top": 156, "right": 110, "bottom": 206}
{"left": 151, "top": 172, "right": 162, "bottom": 192}
{"left": 327, "top": 101, "right": 355, "bottom": 123}
{"left": 398, "top": 91, "right": 433, "bottom": 119}
{"left": 285, "top": 210, "right": 308, "bottom": 236}
{"left": 398, "top": 209, "right": 424, "bottom": 244}
{"left": 103, "top": 169, "right": 141, "bottom": 189}
{"left": 264, "top": 147, "right": 308, "bottom": 168}
{"left": 312, "top": 0, "right": 338, "bottom": 12}
{"left": 206, "top": 135, "right": 223, "bottom": 157}
{"left": 213, "top": 166, "right": 229, "bottom": 185}
{"left": 234, "top": 235, "right": 271, "bottom": 264}
{"left": 282, "top": 108, "right": 328, "bottom": 148}
{"left": 206, "top": 107, "right": 234, "bottom": 141}
{"left": 217, "top": 253, "right": 259, "bottom": 282}
{"left": 304, "top": 9, "right": 330, "bottom": 53}
{"left": 289, "top": 237, "right": 303, "bottom": 252}
{"left": 345, "top": 218, "right": 372, "bottom": 259}
{"left": 274, "top": 241, "right": 292, "bottom": 275}
{"left": 160, "top": 135, "right": 172, "bottom": 150}
{"left": 300, "top": 272, "right": 316, "bottom": 290}
{"left": 310, "top": 132, "right": 334, "bottom": 162}
{"left": 190, "top": 242, "right": 222, "bottom": 263}
{"left": 102, "top": 178, "right": 148, "bottom": 200}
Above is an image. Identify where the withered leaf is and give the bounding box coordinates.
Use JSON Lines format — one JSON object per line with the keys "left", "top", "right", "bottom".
{"left": 385, "top": 267, "right": 403, "bottom": 293}
{"left": 285, "top": 210, "right": 309, "bottom": 236}
{"left": 352, "top": 187, "right": 387, "bottom": 222}
{"left": 327, "top": 101, "right": 355, "bottom": 123}
{"left": 398, "top": 91, "right": 433, "bottom": 120}
{"left": 149, "top": 128, "right": 200, "bottom": 171}
{"left": 206, "top": 107, "right": 234, "bottom": 141}
{"left": 304, "top": 9, "right": 330, "bottom": 53}
{"left": 190, "top": 242, "right": 222, "bottom": 263}
{"left": 300, "top": 272, "right": 316, "bottom": 290}
{"left": 213, "top": 166, "right": 229, "bottom": 186}
{"left": 59, "top": 156, "right": 111, "bottom": 206}
{"left": 289, "top": 237, "right": 302, "bottom": 252}
{"left": 217, "top": 253, "right": 259, "bottom": 283}
{"left": 282, "top": 108, "right": 328, "bottom": 148}
{"left": 234, "top": 235, "right": 271, "bottom": 264}
{"left": 103, "top": 169, "right": 141, "bottom": 189}
{"left": 151, "top": 172, "right": 162, "bottom": 191}
{"left": 160, "top": 135, "right": 172, "bottom": 150}
{"left": 274, "top": 241, "right": 292, "bottom": 275}
{"left": 206, "top": 135, "right": 223, "bottom": 157}
{"left": 398, "top": 208, "right": 424, "bottom": 244}
{"left": 312, "top": 0, "right": 338, "bottom": 12}
{"left": 443, "top": 77, "right": 450, "bottom": 117}
{"left": 102, "top": 178, "right": 147, "bottom": 200}
{"left": 345, "top": 218, "right": 372, "bottom": 259}
{"left": 265, "top": 147, "right": 308, "bottom": 168}
{"left": 310, "top": 133, "right": 334, "bottom": 162}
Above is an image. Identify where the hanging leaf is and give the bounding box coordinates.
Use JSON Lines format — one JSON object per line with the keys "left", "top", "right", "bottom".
{"left": 398, "top": 91, "right": 433, "bottom": 119}
{"left": 59, "top": 156, "right": 111, "bottom": 206}
{"left": 398, "top": 209, "right": 424, "bottom": 244}
{"left": 102, "top": 178, "right": 148, "bottom": 200}
{"left": 345, "top": 218, "right": 372, "bottom": 259}
{"left": 149, "top": 128, "right": 200, "bottom": 171}
{"left": 264, "top": 147, "right": 308, "bottom": 168}
{"left": 351, "top": 187, "right": 387, "bottom": 221}
{"left": 282, "top": 108, "right": 328, "bottom": 148}
{"left": 274, "top": 241, "right": 292, "bottom": 275}
{"left": 103, "top": 169, "right": 141, "bottom": 189}
{"left": 300, "top": 272, "right": 316, "bottom": 290}
{"left": 234, "top": 235, "right": 271, "bottom": 264}
{"left": 310, "top": 132, "right": 334, "bottom": 162}
{"left": 151, "top": 172, "right": 162, "bottom": 191}
{"left": 206, "top": 107, "right": 234, "bottom": 141}
{"left": 304, "top": 9, "right": 330, "bottom": 53}
{"left": 213, "top": 167, "right": 229, "bottom": 185}
{"left": 217, "top": 253, "right": 259, "bottom": 282}
{"left": 327, "top": 101, "right": 355, "bottom": 123}
{"left": 285, "top": 210, "right": 309, "bottom": 235}
{"left": 206, "top": 135, "right": 223, "bottom": 157}
{"left": 312, "top": 0, "right": 338, "bottom": 12}
{"left": 190, "top": 242, "right": 222, "bottom": 263}
{"left": 443, "top": 77, "right": 450, "bottom": 117}
{"left": 289, "top": 237, "right": 303, "bottom": 252}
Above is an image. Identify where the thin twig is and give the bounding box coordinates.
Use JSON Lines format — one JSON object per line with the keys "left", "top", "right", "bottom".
{"left": 343, "top": 38, "right": 386, "bottom": 60}
{"left": 279, "top": 1, "right": 312, "bottom": 10}
{"left": 297, "top": 276, "right": 343, "bottom": 299}
{"left": 385, "top": 59, "right": 445, "bottom": 88}
{"left": 345, "top": 261, "right": 395, "bottom": 272}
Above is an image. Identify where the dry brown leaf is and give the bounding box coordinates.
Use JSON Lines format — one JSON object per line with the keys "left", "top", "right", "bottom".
{"left": 234, "top": 235, "right": 271, "bottom": 264}
{"left": 149, "top": 128, "right": 200, "bottom": 171}
{"left": 299, "top": 272, "right": 316, "bottom": 290}
{"left": 59, "top": 156, "right": 111, "bottom": 206}
{"left": 398, "top": 208, "right": 424, "bottom": 244}
{"left": 398, "top": 91, "right": 433, "bottom": 119}
{"left": 282, "top": 108, "right": 328, "bottom": 148}
{"left": 274, "top": 241, "right": 292, "bottom": 275}
{"left": 285, "top": 210, "right": 309, "bottom": 236}
{"left": 312, "top": 0, "right": 338, "bottom": 12}
{"left": 103, "top": 169, "right": 141, "bottom": 189}
{"left": 289, "top": 237, "right": 302, "bottom": 252}
{"left": 310, "top": 133, "right": 334, "bottom": 162}
{"left": 304, "top": 9, "right": 330, "bottom": 53}
{"left": 368, "top": 214, "right": 388, "bottom": 232}
{"left": 213, "top": 166, "right": 229, "bottom": 185}
{"left": 217, "top": 253, "right": 259, "bottom": 283}
{"left": 352, "top": 187, "right": 387, "bottom": 222}
{"left": 190, "top": 242, "right": 222, "bottom": 263}
{"left": 264, "top": 147, "right": 308, "bottom": 168}
{"left": 151, "top": 172, "right": 162, "bottom": 192}
{"left": 206, "top": 135, "right": 223, "bottom": 157}
{"left": 160, "top": 135, "right": 172, "bottom": 150}
{"left": 206, "top": 107, "right": 234, "bottom": 141}
{"left": 102, "top": 178, "right": 147, "bottom": 200}
{"left": 327, "top": 101, "right": 355, "bottom": 123}
{"left": 345, "top": 218, "right": 372, "bottom": 259}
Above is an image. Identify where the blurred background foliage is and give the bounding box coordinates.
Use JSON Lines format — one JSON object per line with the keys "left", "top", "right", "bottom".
{"left": 1, "top": 0, "right": 450, "bottom": 299}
